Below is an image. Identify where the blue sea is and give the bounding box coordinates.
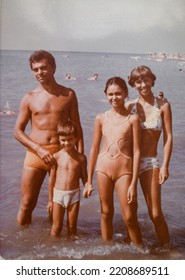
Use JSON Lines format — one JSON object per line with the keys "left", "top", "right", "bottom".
{"left": 0, "top": 50, "right": 185, "bottom": 260}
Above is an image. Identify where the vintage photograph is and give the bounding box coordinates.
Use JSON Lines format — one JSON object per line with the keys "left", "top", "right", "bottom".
{"left": 0, "top": 0, "right": 185, "bottom": 262}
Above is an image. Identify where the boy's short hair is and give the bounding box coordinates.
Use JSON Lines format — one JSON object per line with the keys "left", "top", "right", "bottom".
{"left": 57, "top": 121, "right": 78, "bottom": 139}
{"left": 29, "top": 50, "right": 56, "bottom": 71}
{"left": 128, "top": 66, "right": 156, "bottom": 87}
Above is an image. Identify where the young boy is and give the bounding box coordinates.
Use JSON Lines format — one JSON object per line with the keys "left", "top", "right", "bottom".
{"left": 47, "top": 121, "right": 93, "bottom": 238}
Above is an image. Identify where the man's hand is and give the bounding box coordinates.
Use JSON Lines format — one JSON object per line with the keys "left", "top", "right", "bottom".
{"left": 37, "top": 147, "right": 56, "bottom": 168}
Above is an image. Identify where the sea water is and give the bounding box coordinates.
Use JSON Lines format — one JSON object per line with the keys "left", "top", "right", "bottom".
{"left": 0, "top": 50, "right": 185, "bottom": 260}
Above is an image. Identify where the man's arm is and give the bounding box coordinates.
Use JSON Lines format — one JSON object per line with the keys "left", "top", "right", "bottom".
{"left": 14, "top": 93, "right": 56, "bottom": 168}
{"left": 69, "top": 91, "right": 84, "bottom": 153}
{"left": 14, "top": 93, "right": 40, "bottom": 151}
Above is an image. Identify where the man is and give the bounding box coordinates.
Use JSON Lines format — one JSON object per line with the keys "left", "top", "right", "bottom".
{"left": 14, "top": 50, "right": 84, "bottom": 225}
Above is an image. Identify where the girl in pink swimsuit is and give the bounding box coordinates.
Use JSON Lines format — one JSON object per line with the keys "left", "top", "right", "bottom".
{"left": 127, "top": 66, "right": 173, "bottom": 246}
{"left": 87, "top": 77, "right": 143, "bottom": 247}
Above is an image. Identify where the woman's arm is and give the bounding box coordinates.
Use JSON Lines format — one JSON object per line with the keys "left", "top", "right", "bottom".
{"left": 87, "top": 115, "right": 103, "bottom": 185}
{"left": 160, "top": 101, "right": 173, "bottom": 184}
{"left": 81, "top": 155, "right": 93, "bottom": 198}
{"left": 128, "top": 115, "right": 141, "bottom": 203}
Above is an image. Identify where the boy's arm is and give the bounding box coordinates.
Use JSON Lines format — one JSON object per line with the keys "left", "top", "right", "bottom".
{"left": 47, "top": 166, "right": 57, "bottom": 213}
{"left": 81, "top": 155, "right": 88, "bottom": 186}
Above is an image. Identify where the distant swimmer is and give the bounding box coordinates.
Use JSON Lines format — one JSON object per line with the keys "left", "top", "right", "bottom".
{"left": 65, "top": 73, "right": 76, "bottom": 80}
{"left": 0, "top": 110, "right": 16, "bottom": 116}
{"left": 88, "top": 73, "right": 98, "bottom": 80}
{"left": 0, "top": 101, "right": 16, "bottom": 116}
{"left": 5, "top": 110, "right": 16, "bottom": 115}
{"left": 158, "top": 91, "right": 164, "bottom": 100}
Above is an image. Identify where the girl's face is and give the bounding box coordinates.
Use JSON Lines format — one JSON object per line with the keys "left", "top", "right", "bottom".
{"left": 106, "top": 84, "right": 127, "bottom": 109}
{"left": 134, "top": 77, "right": 153, "bottom": 97}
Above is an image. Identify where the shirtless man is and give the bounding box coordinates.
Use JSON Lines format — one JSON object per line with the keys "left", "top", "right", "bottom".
{"left": 14, "top": 50, "right": 84, "bottom": 225}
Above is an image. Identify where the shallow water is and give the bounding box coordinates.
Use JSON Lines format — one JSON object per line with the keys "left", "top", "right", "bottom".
{"left": 0, "top": 50, "right": 185, "bottom": 260}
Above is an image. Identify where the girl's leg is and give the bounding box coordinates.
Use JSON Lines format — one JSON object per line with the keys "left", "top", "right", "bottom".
{"left": 97, "top": 173, "right": 114, "bottom": 241}
{"left": 51, "top": 202, "right": 65, "bottom": 236}
{"left": 140, "top": 169, "right": 170, "bottom": 245}
{"left": 67, "top": 201, "right": 80, "bottom": 237}
{"left": 116, "top": 175, "right": 143, "bottom": 247}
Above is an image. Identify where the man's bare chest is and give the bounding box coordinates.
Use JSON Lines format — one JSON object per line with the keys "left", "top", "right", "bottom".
{"left": 30, "top": 95, "right": 71, "bottom": 115}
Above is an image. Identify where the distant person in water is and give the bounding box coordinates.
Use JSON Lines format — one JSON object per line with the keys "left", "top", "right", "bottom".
{"left": 47, "top": 121, "right": 92, "bottom": 238}
{"left": 127, "top": 66, "right": 173, "bottom": 246}
{"left": 88, "top": 73, "right": 98, "bottom": 80}
{"left": 0, "top": 102, "right": 16, "bottom": 116}
{"left": 14, "top": 50, "right": 84, "bottom": 225}
{"left": 0, "top": 110, "right": 16, "bottom": 116}
{"left": 65, "top": 73, "right": 76, "bottom": 80}
{"left": 87, "top": 77, "right": 143, "bottom": 247}
{"left": 158, "top": 91, "right": 165, "bottom": 100}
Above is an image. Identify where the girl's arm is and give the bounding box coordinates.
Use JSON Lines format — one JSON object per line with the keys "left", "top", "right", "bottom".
{"left": 81, "top": 155, "right": 93, "bottom": 198}
{"left": 87, "top": 115, "right": 102, "bottom": 186}
{"left": 127, "top": 115, "right": 141, "bottom": 204}
{"left": 160, "top": 101, "right": 173, "bottom": 184}
{"left": 47, "top": 166, "right": 57, "bottom": 213}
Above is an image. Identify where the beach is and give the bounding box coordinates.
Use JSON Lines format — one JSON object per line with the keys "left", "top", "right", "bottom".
{"left": 0, "top": 50, "right": 185, "bottom": 260}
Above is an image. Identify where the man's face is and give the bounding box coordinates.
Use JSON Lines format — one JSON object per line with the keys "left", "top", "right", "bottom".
{"left": 31, "top": 59, "right": 55, "bottom": 84}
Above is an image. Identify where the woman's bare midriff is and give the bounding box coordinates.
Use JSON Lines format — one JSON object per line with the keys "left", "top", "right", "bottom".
{"left": 140, "top": 130, "right": 161, "bottom": 157}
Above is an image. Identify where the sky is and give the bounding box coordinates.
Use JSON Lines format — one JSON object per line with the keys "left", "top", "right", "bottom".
{"left": 1, "top": 0, "right": 185, "bottom": 54}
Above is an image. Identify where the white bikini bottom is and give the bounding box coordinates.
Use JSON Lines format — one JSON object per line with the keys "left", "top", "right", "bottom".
{"left": 139, "top": 157, "right": 159, "bottom": 175}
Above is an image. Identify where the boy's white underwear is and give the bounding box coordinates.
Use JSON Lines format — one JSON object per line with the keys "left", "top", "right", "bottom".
{"left": 53, "top": 188, "right": 80, "bottom": 208}
{"left": 139, "top": 157, "right": 159, "bottom": 175}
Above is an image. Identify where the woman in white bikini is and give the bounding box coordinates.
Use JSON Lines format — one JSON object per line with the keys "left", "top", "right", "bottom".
{"left": 127, "top": 66, "right": 173, "bottom": 246}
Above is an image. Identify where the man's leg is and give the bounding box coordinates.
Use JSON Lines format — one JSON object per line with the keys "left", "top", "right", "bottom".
{"left": 17, "top": 167, "right": 47, "bottom": 225}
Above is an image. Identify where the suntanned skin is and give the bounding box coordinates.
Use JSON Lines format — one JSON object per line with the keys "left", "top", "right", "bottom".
{"left": 127, "top": 70, "right": 173, "bottom": 246}
{"left": 87, "top": 80, "right": 143, "bottom": 248}
{"left": 47, "top": 133, "right": 90, "bottom": 237}
{"left": 14, "top": 56, "right": 84, "bottom": 225}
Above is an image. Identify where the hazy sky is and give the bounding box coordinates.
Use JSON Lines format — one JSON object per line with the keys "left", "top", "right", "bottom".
{"left": 1, "top": 0, "right": 185, "bottom": 53}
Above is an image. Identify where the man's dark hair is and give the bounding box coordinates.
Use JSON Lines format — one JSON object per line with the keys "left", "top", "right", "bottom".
{"left": 29, "top": 50, "right": 56, "bottom": 71}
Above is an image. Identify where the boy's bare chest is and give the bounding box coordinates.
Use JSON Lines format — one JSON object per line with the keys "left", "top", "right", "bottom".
{"left": 57, "top": 156, "right": 81, "bottom": 171}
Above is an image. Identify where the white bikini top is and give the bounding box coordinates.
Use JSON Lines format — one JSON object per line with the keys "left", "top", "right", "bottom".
{"left": 131, "top": 97, "right": 163, "bottom": 131}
